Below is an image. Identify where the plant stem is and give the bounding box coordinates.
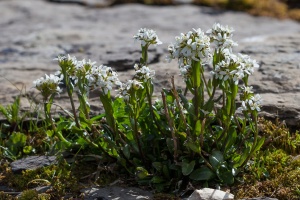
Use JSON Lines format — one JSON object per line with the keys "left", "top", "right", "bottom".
{"left": 133, "top": 116, "right": 145, "bottom": 164}
{"left": 44, "top": 102, "right": 71, "bottom": 148}
{"left": 162, "top": 91, "right": 178, "bottom": 163}
{"left": 171, "top": 76, "right": 190, "bottom": 136}
{"left": 67, "top": 89, "right": 80, "bottom": 128}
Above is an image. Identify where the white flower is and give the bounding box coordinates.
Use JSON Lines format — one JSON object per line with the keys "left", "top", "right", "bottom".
{"left": 167, "top": 28, "right": 212, "bottom": 66}
{"left": 207, "top": 23, "right": 237, "bottom": 50}
{"left": 86, "top": 65, "right": 121, "bottom": 95}
{"left": 212, "top": 49, "right": 259, "bottom": 85}
{"left": 179, "top": 65, "right": 191, "bottom": 79}
{"left": 238, "top": 53, "right": 259, "bottom": 75}
{"left": 134, "top": 64, "right": 155, "bottom": 82}
{"left": 117, "top": 80, "right": 144, "bottom": 102}
{"left": 33, "top": 74, "right": 63, "bottom": 98}
{"left": 133, "top": 28, "right": 162, "bottom": 47}
{"left": 238, "top": 94, "right": 262, "bottom": 112}
{"left": 242, "top": 85, "right": 254, "bottom": 94}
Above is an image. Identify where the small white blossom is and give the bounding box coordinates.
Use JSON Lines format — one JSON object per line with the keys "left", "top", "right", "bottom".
{"left": 133, "top": 28, "right": 162, "bottom": 47}
{"left": 212, "top": 49, "right": 259, "bottom": 85}
{"left": 117, "top": 80, "right": 144, "bottom": 102}
{"left": 207, "top": 23, "right": 238, "bottom": 50}
{"left": 238, "top": 53, "right": 259, "bottom": 75}
{"left": 86, "top": 65, "right": 121, "bottom": 95}
{"left": 167, "top": 28, "right": 211, "bottom": 66}
{"left": 134, "top": 64, "right": 155, "bottom": 82}
{"left": 179, "top": 65, "right": 191, "bottom": 79}
{"left": 33, "top": 74, "right": 63, "bottom": 99}
{"left": 242, "top": 85, "right": 254, "bottom": 94}
{"left": 238, "top": 94, "right": 262, "bottom": 112}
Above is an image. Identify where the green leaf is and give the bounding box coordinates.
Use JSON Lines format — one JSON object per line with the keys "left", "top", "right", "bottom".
{"left": 23, "top": 146, "right": 33, "bottom": 154}
{"left": 235, "top": 147, "right": 251, "bottom": 167}
{"left": 253, "top": 137, "right": 265, "bottom": 153}
{"left": 217, "top": 168, "right": 234, "bottom": 185}
{"left": 185, "top": 140, "right": 200, "bottom": 153}
{"left": 166, "top": 138, "right": 174, "bottom": 153}
{"left": 135, "top": 167, "right": 149, "bottom": 180}
{"left": 46, "top": 130, "right": 54, "bottom": 137}
{"left": 189, "top": 166, "right": 215, "bottom": 181}
{"left": 194, "top": 120, "right": 201, "bottom": 136}
{"left": 182, "top": 160, "right": 195, "bottom": 176}
{"left": 209, "top": 150, "right": 224, "bottom": 170}
{"left": 56, "top": 121, "right": 70, "bottom": 132}
{"left": 151, "top": 176, "right": 165, "bottom": 184}
{"left": 152, "top": 162, "right": 163, "bottom": 172}
{"left": 224, "top": 127, "right": 237, "bottom": 153}
{"left": 162, "top": 164, "right": 170, "bottom": 179}
{"left": 122, "top": 144, "right": 131, "bottom": 159}
{"left": 7, "top": 132, "right": 27, "bottom": 155}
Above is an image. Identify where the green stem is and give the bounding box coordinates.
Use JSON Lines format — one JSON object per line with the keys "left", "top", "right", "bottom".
{"left": 63, "top": 74, "right": 80, "bottom": 128}
{"left": 44, "top": 101, "right": 71, "bottom": 148}
{"left": 133, "top": 116, "right": 145, "bottom": 164}
{"left": 100, "top": 92, "right": 117, "bottom": 134}
{"left": 162, "top": 91, "right": 178, "bottom": 162}
{"left": 145, "top": 82, "right": 162, "bottom": 134}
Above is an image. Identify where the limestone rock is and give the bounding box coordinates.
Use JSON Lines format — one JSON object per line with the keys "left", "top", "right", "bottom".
{"left": 187, "top": 188, "right": 234, "bottom": 200}
{"left": 1, "top": 0, "right": 300, "bottom": 129}
{"left": 81, "top": 186, "right": 153, "bottom": 200}
{"left": 10, "top": 156, "right": 57, "bottom": 173}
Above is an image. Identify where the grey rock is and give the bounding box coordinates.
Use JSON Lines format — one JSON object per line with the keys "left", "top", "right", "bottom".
{"left": 81, "top": 186, "right": 153, "bottom": 200}
{"left": 10, "top": 156, "right": 57, "bottom": 173}
{"left": 239, "top": 197, "right": 278, "bottom": 200}
{"left": 47, "top": 0, "right": 115, "bottom": 7}
{"left": 187, "top": 188, "right": 234, "bottom": 200}
{"left": 0, "top": 0, "right": 300, "bottom": 129}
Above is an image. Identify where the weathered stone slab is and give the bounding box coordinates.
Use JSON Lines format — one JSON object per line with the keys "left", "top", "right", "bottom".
{"left": 81, "top": 186, "right": 153, "bottom": 199}
{"left": 187, "top": 188, "right": 234, "bottom": 200}
{"left": 0, "top": 0, "right": 300, "bottom": 129}
{"left": 10, "top": 156, "right": 57, "bottom": 173}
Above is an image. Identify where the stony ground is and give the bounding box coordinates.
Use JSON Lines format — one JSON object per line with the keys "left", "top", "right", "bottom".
{"left": 1, "top": 0, "right": 300, "bottom": 129}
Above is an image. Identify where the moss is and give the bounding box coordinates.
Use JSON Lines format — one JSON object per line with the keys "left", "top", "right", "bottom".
{"left": 259, "top": 118, "right": 300, "bottom": 155}
{"left": 0, "top": 191, "right": 14, "bottom": 200}
{"left": 19, "top": 190, "right": 51, "bottom": 200}
{"left": 233, "top": 148, "right": 300, "bottom": 199}
{"left": 0, "top": 159, "right": 80, "bottom": 199}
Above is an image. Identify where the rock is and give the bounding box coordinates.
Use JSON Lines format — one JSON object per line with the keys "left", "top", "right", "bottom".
{"left": 10, "top": 156, "right": 57, "bottom": 173}
{"left": 187, "top": 188, "right": 234, "bottom": 200}
{"left": 47, "top": 0, "right": 116, "bottom": 7}
{"left": 239, "top": 198, "right": 278, "bottom": 200}
{"left": 81, "top": 186, "right": 153, "bottom": 199}
{"left": 1, "top": 0, "right": 300, "bottom": 129}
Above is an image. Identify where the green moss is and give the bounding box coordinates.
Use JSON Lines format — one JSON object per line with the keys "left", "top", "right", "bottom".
{"left": 233, "top": 148, "right": 300, "bottom": 199}
{"left": 19, "top": 190, "right": 51, "bottom": 200}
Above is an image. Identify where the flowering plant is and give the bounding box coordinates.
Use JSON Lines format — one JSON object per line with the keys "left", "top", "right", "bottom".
{"left": 33, "top": 25, "right": 264, "bottom": 192}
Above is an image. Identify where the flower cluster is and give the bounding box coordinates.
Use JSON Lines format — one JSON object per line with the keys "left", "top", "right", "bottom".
{"left": 133, "top": 64, "right": 155, "bottom": 82}
{"left": 86, "top": 65, "right": 121, "bottom": 95}
{"left": 33, "top": 74, "right": 63, "bottom": 99}
{"left": 167, "top": 28, "right": 211, "bottom": 66}
{"left": 55, "top": 55, "right": 121, "bottom": 95}
{"left": 239, "top": 93, "right": 263, "bottom": 112}
{"left": 207, "top": 23, "right": 237, "bottom": 51}
{"left": 117, "top": 80, "right": 144, "bottom": 102}
{"left": 211, "top": 49, "right": 259, "bottom": 85}
{"left": 133, "top": 28, "right": 162, "bottom": 47}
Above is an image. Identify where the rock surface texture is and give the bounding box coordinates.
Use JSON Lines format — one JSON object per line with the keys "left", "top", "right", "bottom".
{"left": 0, "top": 1, "right": 300, "bottom": 128}
{"left": 187, "top": 188, "right": 234, "bottom": 200}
